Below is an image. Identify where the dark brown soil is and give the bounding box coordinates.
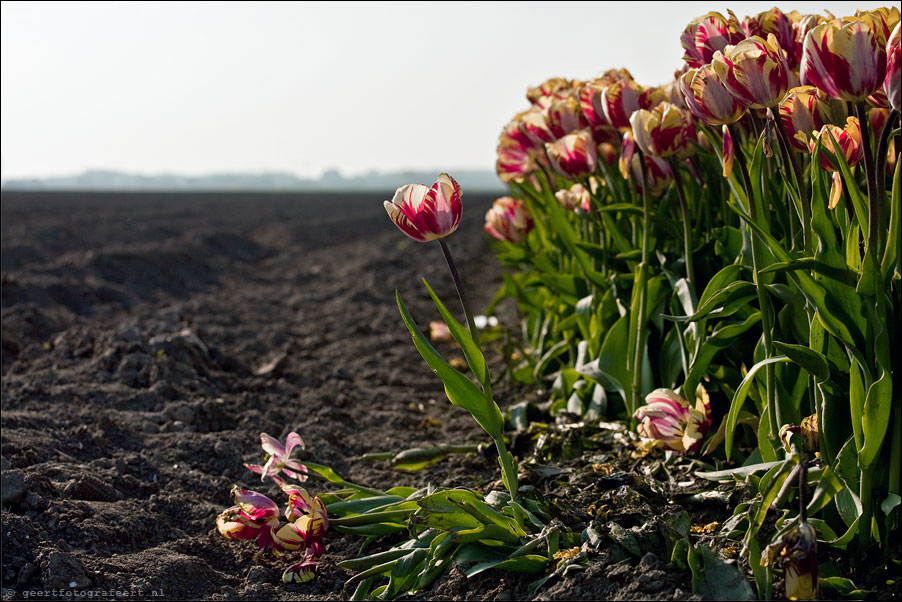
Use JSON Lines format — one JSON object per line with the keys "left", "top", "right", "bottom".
{"left": 1, "top": 191, "right": 695, "bottom": 601}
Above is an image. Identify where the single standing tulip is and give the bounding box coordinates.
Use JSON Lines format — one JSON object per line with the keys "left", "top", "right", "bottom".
{"left": 680, "top": 64, "right": 747, "bottom": 126}
{"left": 712, "top": 35, "right": 792, "bottom": 109}
{"left": 886, "top": 23, "right": 900, "bottom": 110}
{"left": 779, "top": 85, "right": 848, "bottom": 152}
{"left": 545, "top": 128, "right": 598, "bottom": 178}
{"left": 384, "top": 173, "right": 463, "bottom": 242}
{"left": 801, "top": 18, "right": 886, "bottom": 101}
{"left": 484, "top": 197, "right": 533, "bottom": 243}
{"left": 633, "top": 388, "right": 712, "bottom": 453}
{"left": 630, "top": 102, "right": 693, "bottom": 158}
{"left": 681, "top": 10, "right": 746, "bottom": 68}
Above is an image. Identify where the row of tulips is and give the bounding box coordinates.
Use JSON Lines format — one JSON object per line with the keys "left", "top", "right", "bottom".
{"left": 484, "top": 5, "right": 899, "bottom": 598}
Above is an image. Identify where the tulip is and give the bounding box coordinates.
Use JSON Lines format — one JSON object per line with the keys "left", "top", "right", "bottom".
{"left": 763, "top": 521, "right": 819, "bottom": 600}
{"left": 245, "top": 432, "right": 308, "bottom": 484}
{"left": 624, "top": 151, "right": 674, "bottom": 199}
{"left": 484, "top": 197, "right": 533, "bottom": 243}
{"left": 282, "top": 560, "right": 318, "bottom": 584}
{"left": 384, "top": 173, "right": 463, "bottom": 242}
{"left": 527, "top": 77, "right": 571, "bottom": 105}
{"left": 886, "top": 23, "right": 900, "bottom": 110}
{"left": 216, "top": 487, "right": 282, "bottom": 551}
{"left": 546, "top": 128, "right": 598, "bottom": 178}
{"left": 680, "top": 64, "right": 747, "bottom": 126}
{"left": 790, "top": 12, "right": 828, "bottom": 70}
{"left": 810, "top": 116, "right": 863, "bottom": 171}
{"left": 779, "top": 86, "right": 848, "bottom": 152}
{"left": 496, "top": 117, "right": 540, "bottom": 184}
{"left": 601, "top": 79, "right": 650, "bottom": 131}
{"left": 633, "top": 387, "right": 711, "bottom": 453}
{"left": 520, "top": 105, "right": 556, "bottom": 144}
{"left": 743, "top": 7, "right": 797, "bottom": 67}
{"left": 712, "top": 35, "right": 792, "bottom": 110}
{"left": 681, "top": 10, "right": 746, "bottom": 68}
{"left": 555, "top": 183, "right": 591, "bottom": 212}
{"left": 801, "top": 18, "right": 886, "bottom": 101}
{"left": 543, "top": 94, "right": 589, "bottom": 138}
{"left": 855, "top": 7, "right": 900, "bottom": 48}
{"left": 629, "top": 102, "right": 693, "bottom": 158}
{"left": 579, "top": 69, "right": 634, "bottom": 127}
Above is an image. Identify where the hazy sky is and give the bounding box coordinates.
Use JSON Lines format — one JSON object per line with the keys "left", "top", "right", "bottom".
{"left": 0, "top": 1, "right": 887, "bottom": 180}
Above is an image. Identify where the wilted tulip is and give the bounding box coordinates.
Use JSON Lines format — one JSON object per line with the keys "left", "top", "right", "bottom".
{"left": 681, "top": 10, "right": 746, "bottom": 68}
{"left": 545, "top": 129, "right": 598, "bottom": 178}
{"left": 245, "top": 432, "right": 308, "bottom": 484}
{"left": 282, "top": 560, "right": 318, "bottom": 584}
{"left": 680, "top": 65, "right": 747, "bottom": 126}
{"left": 216, "top": 487, "right": 282, "bottom": 551}
{"left": 743, "top": 7, "right": 798, "bottom": 66}
{"left": 630, "top": 102, "right": 693, "bottom": 158}
{"left": 712, "top": 35, "right": 792, "bottom": 109}
{"left": 484, "top": 197, "right": 533, "bottom": 243}
{"left": 384, "top": 173, "right": 463, "bottom": 242}
{"left": 763, "top": 521, "right": 819, "bottom": 600}
{"left": 779, "top": 86, "right": 848, "bottom": 152}
{"left": 633, "top": 387, "right": 712, "bottom": 453}
{"left": 555, "top": 183, "right": 591, "bottom": 212}
{"left": 886, "top": 23, "right": 901, "bottom": 110}
{"left": 801, "top": 18, "right": 886, "bottom": 101}
{"left": 601, "top": 79, "right": 650, "bottom": 131}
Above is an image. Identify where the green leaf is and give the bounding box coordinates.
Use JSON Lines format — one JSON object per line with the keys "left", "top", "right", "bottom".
{"left": 881, "top": 158, "right": 900, "bottom": 279}
{"left": 859, "top": 370, "right": 893, "bottom": 469}
{"left": 696, "top": 461, "right": 783, "bottom": 482}
{"left": 691, "top": 545, "right": 755, "bottom": 601}
{"left": 760, "top": 259, "right": 858, "bottom": 288}
{"left": 397, "top": 290, "right": 503, "bottom": 439}
{"left": 326, "top": 496, "right": 405, "bottom": 515}
{"left": 465, "top": 554, "right": 549, "bottom": 577}
{"left": 422, "top": 278, "right": 489, "bottom": 389}
{"left": 685, "top": 311, "right": 762, "bottom": 402}
{"left": 725, "top": 356, "right": 791, "bottom": 461}
{"left": 772, "top": 342, "right": 829, "bottom": 381}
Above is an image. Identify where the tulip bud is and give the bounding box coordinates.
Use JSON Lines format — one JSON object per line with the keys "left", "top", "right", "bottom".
{"left": 484, "top": 197, "right": 533, "bottom": 243}
{"left": 555, "top": 183, "right": 591, "bottom": 211}
{"left": 680, "top": 65, "right": 747, "bottom": 126}
{"left": 633, "top": 387, "right": 712, "bottom": 453}
{"left": 810, "top": 117, "right": 863, "bottom": 172}
{"left": 712, "top": 35, "right": 792, "bottom": 109}
{"left": 629, "top": 102, "right": 693, "bottom": 158}
{"left": 801, "top": 18, "right": 887, "bottom": 101}
{"left": 384, "top": 174, "right": 463, "bottom": 242}
{"left": 886, "top": 23, "right": 901, "bottom": 110}
{"left": 681, "top": 10, "right": 746, "bottom": 69}
{"left": 546, "top": 129, "right": 598, "bottom": 178}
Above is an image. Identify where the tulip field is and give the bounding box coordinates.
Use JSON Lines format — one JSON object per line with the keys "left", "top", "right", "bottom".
{"left": 1, "top": 5, "right": 900, "bottom": 602}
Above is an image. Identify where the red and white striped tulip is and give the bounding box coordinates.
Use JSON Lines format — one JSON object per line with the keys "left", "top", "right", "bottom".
{"left": 216, "top": 487, "right": 282, "bottom": 551}
{"left": 384, "top": 174, "right": 463, "bottom": 242}
{"left": 484, "top": 197, "right": 533, "bottom": 244}
{"left": 620, "top": 134, "right": 674, "bottom": 198}
{"left": 633, "top": 388, "right": 712, "bottom": 453}
{"left": 681, "top": 10, "right": 746, "bottom": 69}
{"left": 801, "top": 18, "right": 886, "bottom": 101}
{"left": 543, "top": 94, "right": 589, "bottom": 138}
{"left": 555, "top": 183, "right": 591, "bottom": 212}
{"left": 743, "top": 7, "right": 798, "bottom": 67}
{"left": 809, "top": 116, "right": 864, "bottom": 172}
{"left": 712, "top": 34, "right": 792, "bottom": 109}
{"left": 283, "top": 560, "right": 318, "bottom": 584}
{"left": 496, "top": 116, "right": 540, "bottom": 184}
{"left": 601, "top": 79, "right": 650, "bottom": 131}
{"left": 779, "top": 86, "right": 848, "bottom": 152}
{"left": 527, "top": 77, "right": 571, "bottom": 105}
{"left": 680, "top": 64, "right": 747, "bottom": 126}
{"left": 629, "top": 102, "right": 693, "bottom": 158}
{"left": 886, "top": 23, "right": 901, "bottom": 110}
{"left": 545, "top": 128, "right": 598, "bottom": 178}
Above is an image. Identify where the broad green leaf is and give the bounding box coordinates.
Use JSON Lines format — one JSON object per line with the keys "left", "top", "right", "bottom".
{"left": 882, "top": 159, "right": 900, "bottom": 279}
{"left": 397, "top": 291, "right": 503, "bottom": 439}
{"left": 859, "top": 369, "right": 892, "bottom": 469}
{"left": 690, "top": 280, "right": 757, "bottom": 321}
{"left": 326, "top": 496, "right": 406, "bottom": 515}
{"left": 465, "top": 554, "right": 548, "bottom": 577}
{"left": 692, "top": 545, "right": 755, "bottom": 601}
{"left": 334, "top": 523, "right": 408, "bottom": 537}
{"left": 725, "top": 356, "right": 791, "bottom": 461}
{"left": 422, "top": 279, "right": 488, "bottom": 389}
{"left": 773, "top": 342, "right": 829, "bottom": 381}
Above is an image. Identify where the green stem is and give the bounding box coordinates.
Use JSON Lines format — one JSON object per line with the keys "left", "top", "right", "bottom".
{"left": 859, "top": 467, "right": 873, "bottom": 549}
{"left": 890, "top": 401, "right": 901, "bottom": 497}
{"left": 854, "top": 101, "right": 883, "bottom": 256}
{"left": 667, "top": 157, "right": 696, "bottom": 289}
{"left": 631, "top": 151, "right": 651, "bottom": 425}
{"left": 729, "top": 123, "right": 781, "bottom": 445}
{"left": 439, "top": 238, "right": 479, "bottom": 342}
{"left": 774, "top": 112, "right": 812, "bottom": 252}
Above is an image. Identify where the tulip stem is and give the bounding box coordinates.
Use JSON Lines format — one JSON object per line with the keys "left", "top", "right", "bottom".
{"left": 729, "top": 123, "right": 781, "bottom": 446}
{"left": 875, "top": 111, "right": 898, "bottom": 210}
{"left": 774, "top": 112, "right": 812, "bottom": 252}
{"left": 854, "top": 101, "right": 884, "bottom": 256}
{"left": 667, "top": 158, "right": 695, "bottom": 289}
{"left": 439, "top": 238, "right": 480, "bottom": 343}
{"left": 630, "top": 151, "right": 651, "bottom": 426}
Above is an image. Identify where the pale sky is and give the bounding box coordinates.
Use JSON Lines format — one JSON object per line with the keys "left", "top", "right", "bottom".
{"left": 0, "top": 1, "right": 886, "bottom": 181}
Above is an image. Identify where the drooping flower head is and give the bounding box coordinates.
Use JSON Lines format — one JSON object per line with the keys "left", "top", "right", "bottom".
{"left": 245, "top": 432, "right": 308, "bottom": 484}
{"left": 216, "top": 487, "right": 282, "bottom": 551}
{"left": 384, "top": 173, "right": 463, "bottom": 242}
{"left": 712, "top": 34, "right": 792, "bottom": 109}
{"left": 763, "top": 521, "right": 819, "bottom": 601}
{"left": 484, "top": 197, "right": 533, "bottom": 244}
{"left": 633, "top": 387, "right": 712, "bottom": 453}
{"left": 801, "top": 17, "right": 887, "bottom": 101}
{"left": 681, "top": 10, "right": 746, "bottom": 68}
{"left": 545, "top": 128, "right": 598, "bottom": 178}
